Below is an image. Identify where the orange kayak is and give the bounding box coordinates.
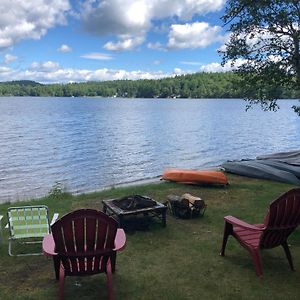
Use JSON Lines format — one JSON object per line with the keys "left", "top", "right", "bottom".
{"left": 162, "top": 169, "right": 228, "bottom": 185}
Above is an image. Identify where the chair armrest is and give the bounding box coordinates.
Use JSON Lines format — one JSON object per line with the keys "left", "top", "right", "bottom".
{"left": 0, "top": 215, "right": 3, "bottom": 243}
{"left": 224, "top": 216, "right": 265, "bottom": 231}
{"left": 43, "top": 234, "right": 57, "bottom": 256}
{"left": 114, "top": 228, "right": 126, "bottom": 251}
{"left": 50, "top": 213, "right": 59, "bottom": 226}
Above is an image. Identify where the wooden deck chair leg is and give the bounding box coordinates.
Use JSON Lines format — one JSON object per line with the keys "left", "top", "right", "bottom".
{"left": 281, "top": 242, "right": 295, "bottom": 271}
{"left": 53, "top": 257, "right": 61, "bottom": 280}
{"left": 59, "top": 264, "right": 65, "bottom": 300}
{"left": 110, "top": 252, "right": 117, "bottom": 273}
{"left": 106, "top": 258, "right": 114, "bottom": 300}
{"left": 250, "top": 249, "right": 263, "bottom": 277}
{"left": 220, "top": 221, "right": 232, "bottom": 256}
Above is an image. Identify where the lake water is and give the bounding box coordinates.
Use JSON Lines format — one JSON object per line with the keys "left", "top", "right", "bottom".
{"left": 0, "top": 97, "right": 299, "bottom": 203}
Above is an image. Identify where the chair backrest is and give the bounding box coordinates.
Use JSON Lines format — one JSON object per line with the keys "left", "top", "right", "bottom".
{"left": 261, "top": 188, "right": 300, "bottom": 248}
{"left": 51, "top": 209, "right": 118, "bottom": 276}
{"left": 7, "top": 205, "right": 50, "bottom": 239}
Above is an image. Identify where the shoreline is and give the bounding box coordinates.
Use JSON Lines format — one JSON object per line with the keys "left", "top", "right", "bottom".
{"left": 0, "top": 175, "right": 163, "bottom": 204}
{"left": 1, "top": 166, "right": 224, "bottom": 204}
{"left": 74, "top": 175, "right": 163, "bottom": 195}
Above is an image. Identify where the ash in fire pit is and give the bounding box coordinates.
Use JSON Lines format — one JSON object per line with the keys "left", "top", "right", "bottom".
{"left": 112, "top": 195, "right": 156, "bottom": 211}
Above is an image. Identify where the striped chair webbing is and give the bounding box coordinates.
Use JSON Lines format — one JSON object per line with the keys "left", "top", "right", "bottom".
{"left": 8, "top": 206, "right": 50, "bottom": 239}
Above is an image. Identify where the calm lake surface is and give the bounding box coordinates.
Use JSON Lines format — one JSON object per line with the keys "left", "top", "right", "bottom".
{"left": 0, "top": 97, "right": 299, "bottom": 203}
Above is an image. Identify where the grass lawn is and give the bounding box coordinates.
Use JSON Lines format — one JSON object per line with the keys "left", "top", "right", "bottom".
{"left": 0, "top": 174, "right": 300, "bottom": 300}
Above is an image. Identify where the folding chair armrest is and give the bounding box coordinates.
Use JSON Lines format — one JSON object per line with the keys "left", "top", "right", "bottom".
{"left": 0, "top": 215, "right": 3, "bottom": 243}
{"left": 114, "top": 228, "right": 126, "bottom": 251}
{"left": 43, "top": 234, "right": 57, "bottom": 256}
{"left": 224, "top": 215, "right": 265, "bottom": 231}
{"left": 50, "top": 213, "right": 59, "bottom": 226}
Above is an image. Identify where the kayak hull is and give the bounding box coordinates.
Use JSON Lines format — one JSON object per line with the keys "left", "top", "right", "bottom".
{"left": 162, "top": 169, "right": 228, "bottom": 185}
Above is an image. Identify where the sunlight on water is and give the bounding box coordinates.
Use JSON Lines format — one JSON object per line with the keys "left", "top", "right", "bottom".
{"left": 0, "top": 97, "right": 299, "bottom": 202}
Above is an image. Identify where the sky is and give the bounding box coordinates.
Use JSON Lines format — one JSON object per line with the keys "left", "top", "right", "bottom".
{"left": 0, "top": 0, "right": 233, "bottom": 83}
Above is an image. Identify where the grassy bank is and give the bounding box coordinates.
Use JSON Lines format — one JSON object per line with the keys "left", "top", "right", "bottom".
{"left": 0, "top": 174, "right": 299, "bottom": 300}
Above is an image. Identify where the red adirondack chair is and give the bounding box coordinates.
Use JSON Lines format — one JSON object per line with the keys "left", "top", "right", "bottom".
{"left": 220, "top": 188, "right": 300, "bottom": 277}
{"left": 43, "top": 209, "right": 126, "bottom": 300}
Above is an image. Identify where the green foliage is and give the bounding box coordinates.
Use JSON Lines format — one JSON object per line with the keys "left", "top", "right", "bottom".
{"left": 48, "top": 181, "right": 67, "bottom": 200}
{"left": 0, "top": 72, "right": 299, "bottom": 101}
{"left": 220, "top": 0, "right": 300, "bottom": 114}
{"left": 1, "top": 70, "right": 299, "bottom": 107}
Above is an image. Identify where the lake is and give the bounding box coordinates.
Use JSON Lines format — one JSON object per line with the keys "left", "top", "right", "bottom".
{"left": 0, "top": 97, "right": 299, "bottom": 203}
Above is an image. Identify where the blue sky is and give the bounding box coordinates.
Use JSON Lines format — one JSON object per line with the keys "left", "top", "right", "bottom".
{"left": 0, "top": 0, "right": 232, "bottom": 83}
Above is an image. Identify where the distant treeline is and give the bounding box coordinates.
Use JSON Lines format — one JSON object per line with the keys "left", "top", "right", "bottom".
{"left": 0, "top": 72, "right": 297, "bottom": 98}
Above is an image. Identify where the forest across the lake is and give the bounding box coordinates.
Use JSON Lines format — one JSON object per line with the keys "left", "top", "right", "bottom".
{"left": 0, "top": 72, "right": 298, "bottom": 99}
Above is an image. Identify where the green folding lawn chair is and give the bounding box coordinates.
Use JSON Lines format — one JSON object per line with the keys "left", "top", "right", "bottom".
{"left": 6, "top": 205, "right": 59, "bottom": 256}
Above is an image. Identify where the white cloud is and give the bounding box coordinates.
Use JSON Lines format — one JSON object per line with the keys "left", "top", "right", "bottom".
{"left": 57, "top": 44, "right": 72, "bottom": 53}
{"left": 0, "top": 62, "right": 188, "bottom": 83}
{"left": 173, "top": 68, "right": 185, "bottom": 75}
{"left": 0, "top": 66, "right": 11, "bottom": 73}
{"left": 167, "top": 22, "right": 224, "bottom": 49}
{"left": 81, "top": 0, "right": 151, "bottom": 36}
{"left": 104, "top": 36, "right": 145, "bottom": 51}
{"left": 80, "top": 52, "right": 114, "bottom": 60}
{"left": 4, "top": 54, "right": 18, "bottom": 64}
{"left": 0, "top": 0, "right": 70, "bottom": 49}
{"left": 30, "top": 61, "right": 60, "bottom": 72}
{"left": 81, "top": 0, "right": 226, "bottom": 50}
{"left": 200, "top": 62, "right": 225, "bottom": 72}
{"left": 147, "top": 42, "right": 165, "bottom": 51}
{"left": 181, "top": 61, "right": 202, "bottom": 66}
{"left": 267, "top": 55, "right": 283, "bottom": 63}
{"left": 219, "top": 27, "right": 292, "bottom": 57}
{"left": 200, "top": 59, "right": 246, "bottom": 72}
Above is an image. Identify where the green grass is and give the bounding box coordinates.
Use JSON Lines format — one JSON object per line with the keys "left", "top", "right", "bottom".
{"left": 0, "top": 174, "right": 300, "bottom": 299}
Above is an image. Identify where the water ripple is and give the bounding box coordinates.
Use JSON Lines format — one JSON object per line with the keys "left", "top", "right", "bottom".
{"left": 0, "top": 97, "right": 299, "bottom": 202}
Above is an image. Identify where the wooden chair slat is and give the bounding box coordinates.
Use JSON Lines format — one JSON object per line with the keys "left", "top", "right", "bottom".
{"left": 85, "top": 217, "right": 97, "bottom": 252}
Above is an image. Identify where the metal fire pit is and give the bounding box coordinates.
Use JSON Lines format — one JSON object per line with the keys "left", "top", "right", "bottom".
{"left": 102, "top": 197, "right": 167, "bottom": 229}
